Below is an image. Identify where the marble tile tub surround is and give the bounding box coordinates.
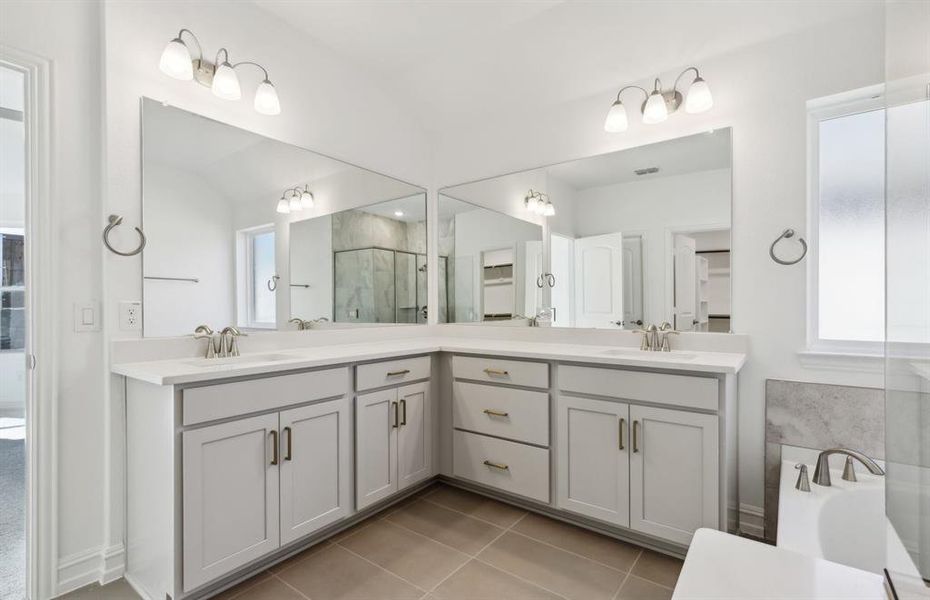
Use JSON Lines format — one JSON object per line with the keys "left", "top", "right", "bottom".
{"left": 763, "top": 379, "right": 884, "bottom": 541}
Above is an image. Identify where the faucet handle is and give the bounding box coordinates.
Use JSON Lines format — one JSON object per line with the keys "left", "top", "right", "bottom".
{"left": 794, "top": 464, "right": 811, "bottom": 492}
{"left": 842, "top": 456, "right": 857, "bottom": 482}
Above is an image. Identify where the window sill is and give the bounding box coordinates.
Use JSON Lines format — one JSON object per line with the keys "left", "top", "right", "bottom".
{"left": 796, "top": 349, "right": 884, "bottom": 373}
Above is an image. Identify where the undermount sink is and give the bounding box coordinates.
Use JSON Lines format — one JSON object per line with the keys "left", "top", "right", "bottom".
{"left": 182, "top": 353, "right": 297, "bottom": 368}
{"left": 601, "top": 348, "right": 698, "bottom": 360}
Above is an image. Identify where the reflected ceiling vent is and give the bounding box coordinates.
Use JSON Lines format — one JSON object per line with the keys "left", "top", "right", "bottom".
{"left": 634, "top": 167, "right": 660, "bottom": 176}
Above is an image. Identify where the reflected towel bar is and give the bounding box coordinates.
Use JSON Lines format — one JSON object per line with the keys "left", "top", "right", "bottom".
{"left": 144, "top": 276, "right": 199, "bottom": 283}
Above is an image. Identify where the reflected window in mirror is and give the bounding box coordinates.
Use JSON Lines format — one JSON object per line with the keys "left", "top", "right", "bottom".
{"left": 237, "top": 224, "right": 276, "bottom": 329}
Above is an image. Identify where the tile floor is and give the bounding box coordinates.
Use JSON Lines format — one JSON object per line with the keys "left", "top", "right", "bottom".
{"left": 62, "top": 483, "right": 683, "bottom": 600}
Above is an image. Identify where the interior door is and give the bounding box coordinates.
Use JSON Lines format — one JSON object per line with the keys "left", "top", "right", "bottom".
{"left": 182, "top": 413, "right": 280, "bottom": 591}
{"left": 556, "top": 396, "right": 630, "bottom": 526}
{"left": 629, "top": 405, "right": 718, "bottom": 545}
{"left": 397, "top": 382, "right": 431, "bottom": 490}
{"left": 550, "top": 234, "right": 574, "bottom": 327}
{"left": 621, "top": 236, "right": 644, "bottom": 329}
{"left": 673, "top": 234, "right": 697, "bottom": 331}
{"left": 279, "top": 398, "right": 351, "bottom": 544}
{"left": 356, "top": 389, "right": 398, "bottom": 509}
{"left": 573, "top": 233, "right": 623, "bottom": 328}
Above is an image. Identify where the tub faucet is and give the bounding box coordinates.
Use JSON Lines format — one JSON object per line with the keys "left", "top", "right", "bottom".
{"left": 794, "top": 464, "right": 810, "bottom": 492}
{"left": 812, "top": 448, "right": 884, "bottom": 487}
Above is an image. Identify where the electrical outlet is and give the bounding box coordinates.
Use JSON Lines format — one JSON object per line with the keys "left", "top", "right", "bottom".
{"left": 119, "top": 301, "right": 142, "bottom": 331}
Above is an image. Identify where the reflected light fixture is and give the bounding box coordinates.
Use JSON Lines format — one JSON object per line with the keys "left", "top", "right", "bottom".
{"left": 394, "top": 210, "right": 405, "bottom": 217}
{"left": 159, "top": 28, "right": 281, "bottom": 115}
{"left": 524, "top": 189, "right": 555, "bottom": 217}
{"left": 604, "top": 67, "right": 712, "bottom": 132}
{"left": 277, "top": 186, "right": 313, "bottom": 215}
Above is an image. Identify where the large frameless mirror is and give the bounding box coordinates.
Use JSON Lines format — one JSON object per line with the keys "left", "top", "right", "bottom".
{"left": 141, "top": 98, "right": 426, "bottom": 337}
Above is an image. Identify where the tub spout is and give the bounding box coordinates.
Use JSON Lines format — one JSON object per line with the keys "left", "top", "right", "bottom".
{"left": 812, "top": 448, "right": 884, "bottom": 487}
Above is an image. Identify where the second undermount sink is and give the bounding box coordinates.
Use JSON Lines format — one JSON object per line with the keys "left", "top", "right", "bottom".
{"left": 601, "top": 348, "right": 698, "bottom": 360}
{"left": 182, "top": 353, "right": 297, "bottom": 368}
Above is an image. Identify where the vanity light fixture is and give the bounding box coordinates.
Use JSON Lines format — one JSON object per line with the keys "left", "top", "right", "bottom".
{"left": 604, "top": 67, "right": 712, "bottom": 132}
{"left": 276, "top": 185, "right": 314, "bottom": 214}
{"left": 158, "top": 28, "right": 281, "bottom": 115}
{"left": 525, "top": 189, "right": 555, "bottom": 217}
{"left": 394, "top": 210, "right": 405, "bottom": 217}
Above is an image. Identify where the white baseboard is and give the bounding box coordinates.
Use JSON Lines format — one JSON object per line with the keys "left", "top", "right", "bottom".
{"left": 738, "top": 503, "right": 765, "bottom": 538}
{"left": 55, "top": 543, "right": 126, "bottom": 597}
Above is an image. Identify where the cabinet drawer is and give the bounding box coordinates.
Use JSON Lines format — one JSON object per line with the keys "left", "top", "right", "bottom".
{"left": 182, "top": 367, "right": 348, "bottom": 426}
{"left": 453, "top": 382, "right": 549, "bottom": 446}
{"left": 452, "top": 355, "right": 549, "bottom": 389}
{"left": 559, "top": 366, "right": 718, "bottom": 411}
{"left": 453, "top": 430, "right": 549, "bottom": 503}
{"left": 356, "top": 356, "right": 431, "bottom": 392}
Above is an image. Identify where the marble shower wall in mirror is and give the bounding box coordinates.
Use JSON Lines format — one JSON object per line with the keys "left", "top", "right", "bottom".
{"left": 141, "top": 99, "right": 426, "bottom": 337}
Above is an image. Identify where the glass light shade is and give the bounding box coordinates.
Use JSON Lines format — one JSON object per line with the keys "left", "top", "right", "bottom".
{"left": 394, "top": 210, "right": 404, "bottom": 217}
{"left": 604, "top": 100, "right": 628, "bottom": 133}
{"left": 642, "top": 91, "right": 669, "bottom": 124}
{"left": 300, "top": 190, "right": 314, "bottom": 208}
{"left": 541, "top": 202, "right": 556, "bottom": 217}
{"left": 288, "top": 195, "right": 303, "bottom": 212}
{"left": 276, "top": 198, "right": 290, "bottom": 214}
{"left": 212, "top": 62, "right": 241, "bottom": 100}
{"left": 159, "top": 38, "right": 193, "bottom": 81}
{"left": 685, "top": 77, "right": 713, "bottom": 114}
{"left": 254, "top": 79, "right": 281, "bottom": 115}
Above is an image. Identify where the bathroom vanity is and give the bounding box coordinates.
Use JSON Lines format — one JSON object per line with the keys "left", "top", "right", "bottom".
{"left": 114, "top": 337, "right": 744, "bottom": 600}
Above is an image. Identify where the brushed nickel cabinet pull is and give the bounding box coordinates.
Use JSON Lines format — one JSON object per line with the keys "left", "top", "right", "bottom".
{"left": 632, "top": 420, "right": 640, "bottom": 453}
{"left": 283, "top": 426, "right": 292, "bottom": 461}
{"left": 392, "top": 401, "right": 399, "bottom": 429}
{"left": 619, "top": 418, "right": 625, "bottom": 450}
{"left": 270, "top": 430, "right": 279, "bottom": 465}
{"left": 483, "top": 460, "right": 509, "bottom": 471}
{"left": 483, "top": 409, "right": 509, "bottom": 418}
{"left": 387, "top": 369, "right": 411, "bottom": 377}
{"left": 483, "top": 368, "right": 509, "bottom": 376}
{"left": 400, "top": 399, "right": 407, "bottom": 426}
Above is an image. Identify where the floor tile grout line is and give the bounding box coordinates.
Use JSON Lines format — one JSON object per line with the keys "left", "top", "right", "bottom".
{"left": 271, "top": 572, "right": 314, "bottom": 600}
{"left": 378, "top": 513, "right": 490, "bottom": 559}
{"left": 470, "top": 556, "right": 573, "bottom": 600}
{"left": 333, "top": 540, "right": 432, "bottom": 595}
{"left": 610, "top": 550, "right": 643, "bottom": 600}
{"left": 503, "top": 527, "right": 637, "bottom": 575}
{"left": 219, "top": 570, "right": 277, "bottom": 600}
{"left": 418, "top": 495, "right": 528, "bottom": 530}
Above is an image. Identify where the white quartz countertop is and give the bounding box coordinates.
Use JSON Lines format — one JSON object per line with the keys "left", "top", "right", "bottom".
{"left": 111, "top": 337, "right": 747, "bottom": 385}
{"left": 672, "top": 529, "right": 886, "bottom": 600}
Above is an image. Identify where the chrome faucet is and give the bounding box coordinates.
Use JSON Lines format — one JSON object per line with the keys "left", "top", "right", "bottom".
{"left": 289, "top": 317, "right": 312, "bottom": 331}
{"left": 794, "top": 464, "right": 810, "bottom": 492}
{"left": 219, "top": 326, "right": 245, "bottom": 357}
{"left": 193, "top": 325, "right": 216, "bottom": 359}
{"left": 634, "top": 324, "right": 660, "bottom": 351}
{"left": 659, "top": 322, "right": 679, "bottom": 352}
{"left": 812, "top": 448, "right": 884, "bottom": 486}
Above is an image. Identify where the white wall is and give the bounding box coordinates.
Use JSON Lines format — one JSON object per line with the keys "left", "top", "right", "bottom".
{"left": 288, "top": 215, "right": 333, "bottom": 322}
{"left": 432, "top": 9, "right": 886, "bottom": 513}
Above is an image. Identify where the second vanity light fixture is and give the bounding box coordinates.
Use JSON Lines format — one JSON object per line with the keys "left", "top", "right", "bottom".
{"left": 525, "top": 189, "right": 555, "bottom": 217}
{"left": 276, "top": 185, "right": 314, "bottom": 214}
{"left": 604, "top": 67, "right": 712, "bottom": 132}
{"left": 159, "top": 28, "right": 282, "bottom": 116}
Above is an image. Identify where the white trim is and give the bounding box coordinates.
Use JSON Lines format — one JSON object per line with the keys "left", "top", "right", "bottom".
{"left": 738, "top": 503, "right": 765, "bottom": 539}
{"left": 100, "top": 543, "right": 126, "bottom": 585}
{"left": 663, "top": 222, "right": 731, "bottom": 330}
{"left": 1, "top": 45, "right": 56, "bottom": 600}
{"left": 54, "top": 544, "right": 125, "bottom": 597}
{"left": 796, "top": 349, "right": 884, "bottom": 374}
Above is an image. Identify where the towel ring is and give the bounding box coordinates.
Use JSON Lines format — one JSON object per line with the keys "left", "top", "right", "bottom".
{"left": 103, "top": 214, "right": 146, "bottom": 257}
{"left": 267, "top": 275, "right": 280, "bottom": 291}
{"left": 536, "top": 273, "right": 556, "bottom": 288}
{"left": 769, "top": 228, "right": 807, "bottom": 265}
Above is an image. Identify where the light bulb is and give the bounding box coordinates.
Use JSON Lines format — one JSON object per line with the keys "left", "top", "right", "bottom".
{"left": 289, "top": 195, "right": 302, "bottom": 212}
{"left": 300, "top": 190, "right": 314, "bottom": 208}
{"left": 394, "top": 210, "right": 404, "bottom": 217}
{"left": 642, "top": 90, "right": 669, "bottom": 124}
{"left": 254, "top": 79, "right": 281, "bottom": 115}
{"left": 159, "top": 38, "right": 193, "bottom": 81}
{"left": 541, "top": 202, "right": 555, "bottom": 217}
{"left": 535, "top": 197, "right": 546, "bottom": 214}
{"left": 276, "top": 198, "right": 290, "bottom": 214}
{"left": 604, "top": 100, "right": 628, "bottom": 133}
{"left": 685, "top": 76, "right": 713, "bottom": 114}
{"left": 212, "top": 62, "right": 241, "bottom": 100}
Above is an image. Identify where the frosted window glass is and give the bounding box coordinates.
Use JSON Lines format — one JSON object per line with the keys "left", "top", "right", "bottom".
{"left": 252, "top": 230, "right": 276, "bottom": 324}
{"left": 818, "top": 109, "right": 885, "bottom": 342}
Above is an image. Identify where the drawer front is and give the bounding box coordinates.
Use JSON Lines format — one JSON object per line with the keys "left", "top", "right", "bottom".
{"left": 559, "top": 365, "right": 718, "bottom": 411}
{"left": 453, "top": 382, "right": 549, "bottom": 446}
{"left": 183, "top": 367, "right": 348, "bottom": 426}
{"left": 452, "top": 355, "right": 549, "bottom": 389}
{"left": 356, "top": 356, "right": 431, "bottom": 392}
{"left": 453, "top": 430, "right": 549, "bottom": 503}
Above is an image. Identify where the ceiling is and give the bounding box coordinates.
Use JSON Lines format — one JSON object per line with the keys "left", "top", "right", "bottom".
{"left": 252, "top": 0, "right": 880, "bottom": 132}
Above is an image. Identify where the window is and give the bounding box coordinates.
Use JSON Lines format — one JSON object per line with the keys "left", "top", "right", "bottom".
{"left": 808, "top": 91, "right": 885, "bottom": 354}
{"left": 237, "top": 224, "right": 276, "bottom": 328}
{"left": 0, "top": 231, "right": 25, "bottom": 350}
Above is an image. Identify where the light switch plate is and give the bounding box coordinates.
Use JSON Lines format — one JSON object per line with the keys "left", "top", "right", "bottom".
{"left": 73, "top": 302, "right": 101, "bottom": 332}
{"left": 119, "top": 301, "right": 143, "bottom": 331}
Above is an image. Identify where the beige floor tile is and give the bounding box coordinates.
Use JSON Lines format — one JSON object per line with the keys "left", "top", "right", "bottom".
{"left": 631, "top": 550, "right": 683, "bottom": 588}
{"left": 277, "top": 544, "right": 423, "bottom": 599}
{"left": 59, "top": 579, "right": 140, "bottom": 600}
{"left": 232, "top": 577, "right": 306, "bottom": 600}
{"left": 212, "top": 571, "right": 274, "bottom": 599}
{"left": 268, "top": 540, "right": 331, "bottom": 573}
{"left": 615, "top": 575, "right": 673, "bottom": 600}
{"left": 478, "top": 532, "right": 624, "bottom": 600}
{"left": 432, "top": 559, "right": 563, "bottom": 600}
{"left": 338, "top": 520, "right": 470, "bottom": 589}
{"left": 512, "top": 513, "right": 640, "bottom": 571}
{"left": 386, "top": 499, "right": 504, "bottom": 555}
{"left": 425, "top": 485, "right": 527, "bottom": 528}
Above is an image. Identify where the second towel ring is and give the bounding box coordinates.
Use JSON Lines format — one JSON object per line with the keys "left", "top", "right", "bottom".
{"left": 769, "top": 228, "right": 808, "bottom": 265}
{"left": 103, "top": 214, "right": 146, "bottom": 257}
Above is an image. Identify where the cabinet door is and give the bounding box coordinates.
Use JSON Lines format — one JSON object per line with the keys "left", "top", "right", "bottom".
{"left": 182, "top": 413, "right": 280, "bottom": 591}
{"left": 356, "top": 389, "right": 398, "bottom": 509}
{"left": 279, "top": 398, "right": 351, "bottom": 545}
{"left": 556, "top": 395, "right": 629, "bottom": 526}
{"left": 397, "top": 382, "right": 431, "bottom": 490}
{"left": 629, "top": 405, "right": 718, "bottom": 544}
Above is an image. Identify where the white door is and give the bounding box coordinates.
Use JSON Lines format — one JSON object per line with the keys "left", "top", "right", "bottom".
{"left": 573, "top": 233, "right": 624, "bottom": 328}
{"left": 524, "top": 240, "right": 544, "bottom": 317}
{"left": 673, "top": 235, "right": 697, "bottom": 331}
{"left": 356, "top": 389, "right": 398, "bottom": 509}
{"left": 279, "top": 398, "right": 351, "bottom": 545}
{"left": 550, "top": 234, "right": 574, "bottom": 327}
{"left": 182, "top": 413, "right": 280, "bottom": 591}
{"left": 397, "top": 382, "right": 431, "bottom": 490}
{"left": 621, "top": 236, "right": 644, "bottom": 329}
{"left": 629, "top": 405, "right": 718, "bottom": 545}
{"left": 556, "top": 396, "right": 630, "bottom": 526}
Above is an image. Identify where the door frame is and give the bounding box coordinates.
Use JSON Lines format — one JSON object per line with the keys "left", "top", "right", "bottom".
{"left": 620, "top": 230, "right": 648, "bottom": 328}
{"left": 663, "top": 223, "right": 730, "bottom": 329}
{"left": 1, "top": 45, "right": 56, "bottom": 600}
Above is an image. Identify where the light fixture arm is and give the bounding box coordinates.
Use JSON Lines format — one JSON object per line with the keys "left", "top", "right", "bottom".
{"left": 176, "top": 28, "right": 204, "bottom": 63}
{"left": 672, "top": 66, "right": 701, "bottom": 93}
{"left": 215, "top": 47, "right": 231, "bottom": 67}
{"left": 614, "top": 85, "right": 649, "bottom": 103}
{"left": 233, "top": 60, "right": 272, "bottom": 82}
